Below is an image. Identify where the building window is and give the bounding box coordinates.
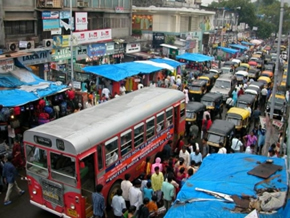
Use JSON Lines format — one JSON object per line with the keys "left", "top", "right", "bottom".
{"left": 4, "top": 21, "right": 34, "bottom": 35}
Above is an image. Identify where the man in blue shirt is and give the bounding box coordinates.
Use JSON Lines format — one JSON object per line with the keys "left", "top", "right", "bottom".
{"left": 2, "top": 155, "right": 25, "bottom": 206}
{"left": 190, "top": 149, "right": 203, "bottom": 165}
{"left": 92, "top": 184, "right": 107, "bottom": 218}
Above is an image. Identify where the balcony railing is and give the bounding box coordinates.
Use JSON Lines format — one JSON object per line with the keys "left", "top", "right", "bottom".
{"left": 37, "top": 0, "right": 63, "bottom": 8}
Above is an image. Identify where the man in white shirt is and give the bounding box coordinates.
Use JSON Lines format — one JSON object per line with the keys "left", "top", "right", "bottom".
{"left": 245, "top": 144, "right": 255, "bottom": 154}
{"left": 179, "top": 146, "right": 190, "bottom": 167}
{"left": 121, "top": 174, "right": 132, "bottom": 209}
{"left": 111, "top": 188, "right": 126, "bottom": 217}
{"left": 217, "top": 142, "right": 227, "bottom": 154}
{"left": 120, "top": 85, "right": 126, "bottom": 95}
{"left": 261, "top": 87, "right": 268, "bottom": 104}
{"left": 231, "top": 136, "right": 243, "bottom": 153}
{"left": 176, "top": 76, "right": 182, "bottom": 86}
{"left": 102, "top": 87, "right": 110, "bottom": 99}
{"left": 128, "top": 179, "right": 143, "bottom": 210}
{"left": 170, "top": 75, "right": 175, "bottom": 86}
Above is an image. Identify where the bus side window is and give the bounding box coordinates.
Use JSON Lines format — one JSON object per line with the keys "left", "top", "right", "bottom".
{"left": 166, "top": 107, "right": 173, "bottom": 127}
{"left": 146, "top": 117, "right": 155, "bottom": 139}
{"left": 156, "top": 112, "right": 165, "bottom": 132}
{"left": 134, "top": 123, "right": 144, "bottom": 147}
{"left": 105, "top": 137, "right": 119, "bottom": 166}
{"left": 121, "top": 130, "right": 132, "bottom": 156}
{"left": 180, "top": 102, "right": 186, "bottom": 119}
{"left": 97, "top": 145, "right": 103, "bottom": 170}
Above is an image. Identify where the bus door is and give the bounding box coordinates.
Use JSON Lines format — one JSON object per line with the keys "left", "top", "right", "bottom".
{"left": 173, "top": 101, "right": 186, "bottom": 138}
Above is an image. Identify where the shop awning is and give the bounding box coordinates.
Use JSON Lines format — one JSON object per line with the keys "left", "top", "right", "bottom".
{"left": 150, "top": 58, "right": 185, "bottom": 68}
{"left": 160, "top": 44, "right": 182, "bottom": 50}
{"left": 82, "top": 62, "right": 164, "bottom": 82}
{"left": 135, "top": 60, "right": 174, "bottom": 72}
{"left": 217, "top": 46, "right": 239, "bottom": 54}
{"left": 176, "top": 53, "right": 213, "bottom": 62}
{"left": 0, "top": 66, "right": 67, "bottom": 107}
{"left": 229, "top": 44, "right": 249, "bottom": 50}
{"left": 241, "top": 41, "right": 254, "bottom": 46}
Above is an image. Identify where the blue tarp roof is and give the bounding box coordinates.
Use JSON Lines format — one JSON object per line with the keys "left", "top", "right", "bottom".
{"left": 217, "top": 46, "right": 239, "bottom": 54}
{"left": 0, "top": 61, "right": 67, "bottom": 107}
{"left": 82, "top": 62, "right": 164, "bottom": 82}
{"left": 176, "top": 53, "right": 214, "bottom": 62}
{"left": 241, "top": 41, "right": 255, "bottom": 46}
{"left": 229, "top": 44, "right": 249, "bottom": 50}
{"left": 150, "top": 58, "right": 185, "bottom": 68}
{"left": 165, "top": 153, "right": 289, "bottom": 218}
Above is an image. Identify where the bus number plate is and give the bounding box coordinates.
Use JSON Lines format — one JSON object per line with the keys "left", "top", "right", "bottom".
{"left": 43, "top": 190, "right": 59, "bottom": 201}
{"left": 67, "top": 208, "right": 78, "bottom": 217}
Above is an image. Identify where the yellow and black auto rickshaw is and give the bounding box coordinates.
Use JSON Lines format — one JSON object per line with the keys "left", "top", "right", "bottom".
{"left": 236, "top": 94, "right": 257, "bottom": 111}
{"left": 198, "top": 73, "right": 216, "bottom": 89}
{"left": 188, "top": 80, "right": 207, "bottom": 101}
{"left": 185, "top": 101, "right": 206, "bottom": 136}
{"left": 248, "top": 68, "right": 260, "bottom": 81}
{"left": 207, "top": 119, "right": 235, "bottom": 153}
{"left": 201, "top": 92, "right": 223, "bottom": 118}
{"left": 258, "top": 76, "right": 272, "bottom": 88}
{"left": 226, "top": 107, "right": 251, "bottom": 135}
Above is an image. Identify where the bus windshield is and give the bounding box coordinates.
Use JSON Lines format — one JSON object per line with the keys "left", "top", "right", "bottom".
{"left": 50, "top": 152, "right": 77, "bottom": 186}
{"left": 26, "top": 145, "right": 48, "bottom": 177}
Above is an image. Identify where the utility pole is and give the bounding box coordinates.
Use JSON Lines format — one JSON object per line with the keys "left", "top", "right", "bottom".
{"left": 69, "top": 0, "right": 74, "bottom": 86}
{"left": 262, "top": 0, "right": 284, "bottom": 156}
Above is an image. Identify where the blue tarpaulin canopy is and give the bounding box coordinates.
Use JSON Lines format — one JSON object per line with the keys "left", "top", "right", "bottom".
{"left": 165, "top": 153, "right": 289, "bottom": 218}
{"left": 82, "top": 62, "right": 164, "bottom": 82}
{"left": 150, "top": 58, "right": 185, "bottom": 68}
{"left": 241, "top": 41, "right": 254, "bottom": 46}
{"left": 176, "top": 53, "right": 214, "bottom": 62}
{"left": 0, "top": 64, "right": 67, "bottom": 107}
{"left": 229, "top": 44, "right": 249, "bottom": 50}
{"left": 217, "top": 46, "right": 239, "bottom": 54}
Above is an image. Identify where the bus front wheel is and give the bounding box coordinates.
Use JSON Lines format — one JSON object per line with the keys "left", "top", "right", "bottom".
{"left": 107, "top": 181, "right": 121, "bottom": 206}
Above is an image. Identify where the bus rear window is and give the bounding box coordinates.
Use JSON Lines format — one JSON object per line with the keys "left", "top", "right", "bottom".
{"left": 26, "top": 145, "right": 48, "bottom": 177}
{"left": 134, "top": 124, "right": 144, "bottom": 147}
{"left": 50, "top": 153, "right": 76, "bottom": 186}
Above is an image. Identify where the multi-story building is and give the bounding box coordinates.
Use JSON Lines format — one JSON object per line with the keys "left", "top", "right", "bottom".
{"left": 132, "top": 0, "right": 215, "bottom": 55}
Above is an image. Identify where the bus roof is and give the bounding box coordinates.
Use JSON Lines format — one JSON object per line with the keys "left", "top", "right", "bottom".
{"left": 24, "top": 88, "right": 184, "bottom": 156}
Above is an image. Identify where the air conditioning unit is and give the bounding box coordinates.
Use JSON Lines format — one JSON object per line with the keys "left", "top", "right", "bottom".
{"left": 42, "top": 39, "right": 53, "bottom": 48}
{"left": 77, "top": 1, "right": 89, "bottom": 8}
{"left": 6, "top": 42, "right": 19, "bottom": 51}
{"left": 19, "top": 40, "right": 35, "bottom": 50}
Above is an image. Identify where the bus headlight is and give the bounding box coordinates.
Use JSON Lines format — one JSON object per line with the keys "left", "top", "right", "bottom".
{"left": 70, "top": 204, "right": 75, "bottom": 210}
{"left": 32, "top": 189, "right": 37, "bottom": 195}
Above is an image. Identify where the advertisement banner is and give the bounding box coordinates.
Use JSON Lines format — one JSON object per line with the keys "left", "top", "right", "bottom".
{"left": 43, "top": 19, "right": 60, "bottom": 31}
{"left": 18, "top": 50, "right": 51, "bottom": 65}
{"left": 0, "top": 59, "right": 14, "bottom": 73}
{"left": 152, "top": 32, "right": 165, "bottom": 47}
{"left": 106, "top": 43, "right": 115, "bottom": 55}
{"left": 74, "top": 46, "right": 88, "bottom": 60}
{"left": 52, "top": 35, "right": 70, "bottom": 48}
{"left": 51, "top": 48, "right": 71, "bottom": 61}
{"left": 60, "top": 11, "right": 70, "bottom": 19}
{"left": 72, "top": 29, "right": 112, "bottom": 45}
{"left": 42, "top": 11, "right": 59, "bottom": 19}
{"left": 126, "top": 43, "right": 141, "bottom": 53}
{"left": 114, "top": 43, "right": 125, "bottom": 54}
{"left": 75, "top": 12, "right": 88, "bottom": 31}
{"left": 87, "top": 43, "right": 106, "bottom": 57}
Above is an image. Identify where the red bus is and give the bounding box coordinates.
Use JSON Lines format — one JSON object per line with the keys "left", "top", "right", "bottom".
{"left": 23, "top": 87, "right": 185, "bottom": 218}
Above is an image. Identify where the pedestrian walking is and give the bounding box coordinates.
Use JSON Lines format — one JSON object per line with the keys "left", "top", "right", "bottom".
{"left": 161, "top": 176, "right": 174, "bottom": 212}
{"left": 92, "top": 184, "right": 107, "bottom": 218}
{"left": 121, "top": 174, "right": 133, "bottom": 209}
{"left": 231, "top": 136, "right": 243, "bottom": 153}
{"left": 2, "top": 155, "right": 25, "bottom": 206}
{"left": 179, "top": 146, "right": 190, "bottom": 167}
{"left": 217, "top": 142, "right": 227, "bottom": 154}
{"left": 252, "top": 107, "right": 261, "bottom": 128}
{"left": 151, "top": 167, "right": 164, "bottom": 193}
{"left": 111, "top": 189, "right": 126, "bottom": 218}
{"left": 129, "top": 179, "right": 143, "bottom": 210}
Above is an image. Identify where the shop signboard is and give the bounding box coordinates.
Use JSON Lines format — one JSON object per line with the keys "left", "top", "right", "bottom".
{"left": 87, "top": 43, "right": 106, "bottom": 57}
{"left": 53, "top": 35, "right": 70, "bottom": 48}
{"left": 75, "top": 12, "right": 88, "bottom": 31}
{"left": 18, "top": 50, "right": 51, "bottom": 66}
{"left": 152, "top": 32, "right": 165, "bottom": 47}
{"left": 51, "top": 48, "right": 71, "bottom": 61}
{"left": 169, "top": 48, "right": 178, "bottom": 56}
{"left": 0, "top": 59, "right": 14, "bottom": 73}
{"left": 74, "top": 46, "right": 88, "bottom": 60}
{"left": 43, "top": 19, "right": 60, "bottom": 31}
{"left": 126, "top": 43, "right": 141, "bottom": 53}
{"left": 72, "top": 29, "right": 112, "bottom": 45}
{"left": 42, "top": 11, "right": 59, "bottom": 19}
{"left": 114, "top": 43, "right": 125, "bottom": 54}
{"left": 106, "top": 43, "right": 114, "bottom": 55}
{"left": 185, "top": 40, "right": 196, "bottom": 50}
